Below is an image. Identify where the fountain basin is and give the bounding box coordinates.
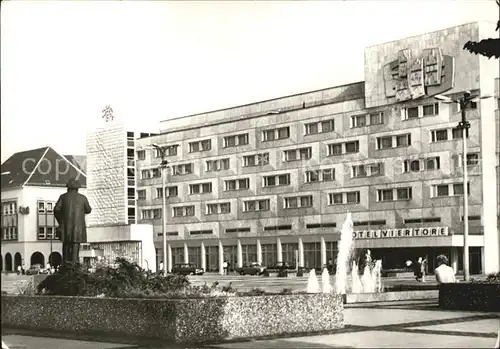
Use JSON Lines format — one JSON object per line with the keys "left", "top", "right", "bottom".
{"left": 343, "top": 290, "right": 438, "bottom": 304}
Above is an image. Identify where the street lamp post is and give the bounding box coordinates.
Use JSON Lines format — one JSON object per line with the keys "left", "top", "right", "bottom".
{"left": 435, "top": 92, "right": 492, "bottom": 281}
{"left": 152, "top": 144, "right": 169, "bottom": 274}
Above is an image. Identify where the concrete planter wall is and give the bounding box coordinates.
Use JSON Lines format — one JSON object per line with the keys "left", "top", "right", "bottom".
{"left": 346, "top": 290, "right": 438, "bottom": 304}
{"left": 439, "top": 283, "right": 500, "bottom": 312}
{"left": 1, "top": 293, "right": 344, "bottom": 343}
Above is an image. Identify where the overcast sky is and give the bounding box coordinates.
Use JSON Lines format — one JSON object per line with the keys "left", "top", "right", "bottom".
{"left": 1, "top": 0, "right": 498, "bottom": 162}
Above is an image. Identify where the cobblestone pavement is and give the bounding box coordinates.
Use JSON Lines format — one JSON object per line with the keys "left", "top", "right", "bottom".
{"left": 3, "top": 300, "right": 499, "bottom": 348}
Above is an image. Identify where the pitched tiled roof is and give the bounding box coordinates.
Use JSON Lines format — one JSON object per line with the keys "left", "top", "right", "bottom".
{"left": 1, "top": 147, "right": 87, "bottom": 190}
{"left": 64, "top": 155, "right": 86, "bottom": 173}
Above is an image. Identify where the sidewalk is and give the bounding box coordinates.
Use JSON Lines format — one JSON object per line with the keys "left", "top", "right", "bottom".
{"left": 2, "top": 300, "right": 499, "bottom": 348}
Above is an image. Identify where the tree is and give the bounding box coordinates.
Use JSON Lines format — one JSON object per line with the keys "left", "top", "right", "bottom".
{"left": 463, "top": 1, "right": 500, "bottom": 59}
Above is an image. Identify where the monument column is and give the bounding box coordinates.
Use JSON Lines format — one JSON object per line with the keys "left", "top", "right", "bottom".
{"left": 298, "top": 237, "right": 304, "bottom": 268}
{"left": 256, "top": 239, "right": 262, "bottom": 264}
{"left": 183, "top": 243, "right": 189, "bottom": 264}
{"left": 451, "top": 247, "right": 459, "bottom": 273}
{"left": 237, "top": 240, "right": 243, "bottom": 268}
{"left": 167, "top": 244, "right": 172, "bottom": 273}
{"left": 276, "top": 237, "right": 283, "bottom": 263}
{"left": 321, "top": 236, "right": 327, "bottom": 267}
{"left": 218, "top": 240, "right": 224, "bottom": 275}
{"left": 201, "top": 242, "right": 206, "bottom": 271}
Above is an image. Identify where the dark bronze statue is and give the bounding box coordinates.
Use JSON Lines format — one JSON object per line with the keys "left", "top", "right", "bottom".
{"left": 54, "top": 179, "right": 92, "bottom": 264}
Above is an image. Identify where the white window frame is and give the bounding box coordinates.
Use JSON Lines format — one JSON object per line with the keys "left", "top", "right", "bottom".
{"left": 376, "top": 187, "right": 412, "bottom": 202}
{"left": 243, "top": 199, "right": 270, "bottom": 212}
{"left": 328, "top": 191, "right": 360, "bottom": 205}
{"left": 263, "top": 173, "right": 290, "bottom": 187}
{"left": 283, "top": 147, "right": 312, "bottom": 162}
{"left": 224, "top": 178, "right": 250, "bottom": 191}
{"left": 376, "top": 134, "right": 411, "bottom": 149}
{"left": 223, "top": 133, "right": 249, "bottom": 148}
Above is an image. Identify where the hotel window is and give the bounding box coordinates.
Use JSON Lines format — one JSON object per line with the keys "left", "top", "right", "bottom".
{"left": 190, "top": 230, "right": 213, "bottom": 235}
{"left": 173, "top": 205, "right": 195, "bottom": 217}
{"left": 430, "top": 129, "right": 448, "bottom": 142}
{"left": 263, "top": 173, "right": 290, "bottom": 187}
{"left": 206, "top": 202, "right": 231, "bottom": 215}
{"left": 141, "top": 209, "right": 162, "bottom": 220}
{"left": 284, "top": 195, "right": 313, "bottom": 209}
{"left": 328, "top": 191, "right": 360, "bottom": 205}
{"left": 284, "top": 147, "right": 312, "bottom": 161}
{"left": 172, "top": 163, "right": 193, "bottom": 176}
{"left": 351, "top": 115, "right": 367, "bottom": 128}
{"left": 226, "top": 227, "right": 251, "bottom": 233}
{"left": 189, "top": 139, "right": 211, "bottom": 153}
{"left": 154, "top": 145, "right": 178, "bottom": 157}
{"left": 306, "top": 223, "right": 337, "bottom": 229}
{"left": 452, "top": 127, "right": 469, "bottom": 139}
{"left": 137, "top": 190, "right": 146, "bottom": 200}
{"left": 351, "top": 163, "right": 383, "bottom": 178}
{"left": 156, "top": 186, "right": 178, "bottom": 198}
{"left": 403, "top": 157, "right": 440, "bottom": 173}
{"left": 243, "top": 199, "right": 270, "bottom": 212}
{"left": 433, "top": 183, "right": 470, "bottom": 197}
{"left": 369, "top": 112, "right": 384, "bottom": 125}
{"left": 404, "top": 217, "right": 441, "bottom": 224}
{"left": 206, "top": 158, "right": 230, "bottom": 172}
{"left": 422, "top": 103, "right": 439, "bottom": 116}
{"left": 327, "top": 140, "right": 359, "bottom": 155}
{"left": 38, "top": 202, "right": 46, "bottom": 213}
{"left": 376, "top": 134, "right": 411, "bottom": 149}
{"left": 377, "top": 187, "right": 412, "bottom": 202}
{"left": 137, "top": 150, "right": 145, "bottom": 160}
{"left": 305, "top": 119, "right": 335, "bottom": 135}
{"left": 189, "top": 182, "right": 212, "bottom": 194}
{"left": 460, "top": 153, "right": 480, "bottom": 166}
{"left": 223, "top": 133, "right": 249, "bottom": 148}
{"left": 262, "top": 126, "right": 290, "bottom": 141}
{"left": 224, "top": 178, "right": 250, "bottom": 191}
{"left": 406, "top": 107, "right": 419, "bottom": 119}
{"left": 305, "top": 168, "right": 335, "bottom": 183}
{"left": 243, "top": 153, "right": 269, "bottom": 167}
{"left": 141, "top": 169, "right": 160, "bottom": 179}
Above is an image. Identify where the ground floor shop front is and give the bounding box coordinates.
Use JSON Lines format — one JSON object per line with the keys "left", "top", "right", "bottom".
{"left": 156, "top": 229, "right": 486, "bottom": 275}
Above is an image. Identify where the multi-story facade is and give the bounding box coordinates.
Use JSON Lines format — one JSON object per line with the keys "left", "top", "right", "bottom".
{"left": 84, "top": 121, "right": 158, "bottom": 271}
{"left": 135, "top": 22, "right": 499, "bottom": 275}
{"left": 1, "top": 147, "right": 87, "bottom": 271}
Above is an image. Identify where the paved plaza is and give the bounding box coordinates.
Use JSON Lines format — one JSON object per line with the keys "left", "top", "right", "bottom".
{"left": 2, "top": 299, "right": 498, "bottom": 348}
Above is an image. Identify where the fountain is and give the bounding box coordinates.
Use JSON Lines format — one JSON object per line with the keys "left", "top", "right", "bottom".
{"left": 351, "top": 261, "right": 362, "bottom": 293}
{"left": 322, "top": 268, "right": 332, "bottom": 293}
{"left": 306, "top": 268, "right": 320, "bottom": 293}
{"left": 335, "top": 212, "right": 355, "bottom": 295}
{"left": 334, "top": 213, "right": 383, "bottom": 295}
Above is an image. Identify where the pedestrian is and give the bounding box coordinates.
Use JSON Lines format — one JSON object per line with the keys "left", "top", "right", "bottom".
{"left": 223, "top": 260, "right": 228, "bottom": 275}
{"left": 414, "top": 257, "right": 423, "bottom": 282}
{"left": 16, "top": 265, "right": 21, "bottom": 275}
{"left": 434, "top": 255, "right": 457, "bottom": 284}
{"left": 421, "top": 257, "right": 427, "bottom": 283}
{"left": 327, "top": 258, "right": 334, "bottom": 273}
{"left": 159, "top": 261, "right": 164, "bottom": 274}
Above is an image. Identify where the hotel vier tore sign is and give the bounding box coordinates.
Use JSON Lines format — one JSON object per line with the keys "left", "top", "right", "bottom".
{"left": 353, "top": 227, "right": 449, "bottom": 240}
{"left": 383, "top": 47, "right": 455, "bottom": 102}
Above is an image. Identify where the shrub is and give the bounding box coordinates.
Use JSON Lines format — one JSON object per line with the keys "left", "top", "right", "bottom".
{"left": 37, "top": 258, "right": 191, "bottom": 297}
{"left": 239, "top": 288, "right": 266, "bottom": 296}
{"left": 486, "top": 272, "right": 500, "bottom": 283}
{"left": 280, "top": 288, "right": 293, "bottom": 295}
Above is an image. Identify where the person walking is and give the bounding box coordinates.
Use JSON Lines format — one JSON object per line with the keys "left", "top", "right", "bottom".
{"left": 413, "top": 257, "right": 423, "bottom": 282}
{"left": 223, "top": 260, "right": 228, "bottom": 275}
{"left": 421, "top": 257, "right": 427, "bottom": 283}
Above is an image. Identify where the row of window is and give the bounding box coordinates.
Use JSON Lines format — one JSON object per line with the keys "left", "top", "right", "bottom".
{"left": 138, "top": 99, "right": 476, "bottom": 161}
{"left": 140, "top": 126, "right": 474, "bottom": 179}
{"left": 139, "top": 99, "right": 475, "bottom": 160}
{"left": 140, "top": 182, "right": 470, "bottom": 219}
{"left": 2, "top": 227, "right": 18, "bottom": 241}
{"left": 2, "top": 201, "right": 17, "bottom": 216}
{"left": 137, "top": 153, "right": 479, "bottom": 199}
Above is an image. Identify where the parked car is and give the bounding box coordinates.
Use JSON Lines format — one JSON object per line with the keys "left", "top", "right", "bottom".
{"left": 235, "top": 262, "right": 267, "bottom": 275}
{"left": 25, "top": 264, "right": 49, "bottom": 275}
{"left": 269, "top": 261, "right": 296, "bottom": 271}
{"left": 171, "top": 263, "right": 204, "bottom": 276}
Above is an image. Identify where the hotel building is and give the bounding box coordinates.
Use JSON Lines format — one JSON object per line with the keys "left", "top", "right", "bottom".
{"left": 136, "top": 22, "right": 499, "bottom": 275}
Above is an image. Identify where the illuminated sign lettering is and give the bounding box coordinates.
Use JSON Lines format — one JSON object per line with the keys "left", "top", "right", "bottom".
{"left": 352, "top": 227, "right": 449, "bottom": 239}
